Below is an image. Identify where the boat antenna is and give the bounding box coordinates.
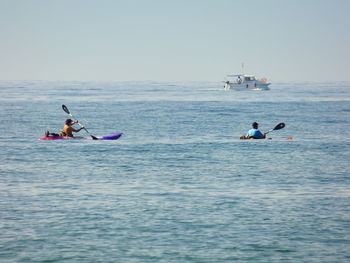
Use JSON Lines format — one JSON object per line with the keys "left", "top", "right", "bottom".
{"left": 241, "top": 62, "right": 244, "bottom": 75}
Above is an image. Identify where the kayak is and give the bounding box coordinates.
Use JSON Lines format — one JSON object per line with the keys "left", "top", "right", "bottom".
{"left": 240, "top": 136, "right": 271, "bottom": 140}
{"left": 240, "top": 136, "right": 293, "bottom": 140}
{"left": 39, "top": 133, "right": 123, "bottom": 140}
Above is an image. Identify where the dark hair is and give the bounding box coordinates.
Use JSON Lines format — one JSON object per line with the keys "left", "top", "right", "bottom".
{"left": 65, "top": 119, "right": 73, "bottom": 125}
{"left": 252, "top": 122, "right": 258, "bottom": 128}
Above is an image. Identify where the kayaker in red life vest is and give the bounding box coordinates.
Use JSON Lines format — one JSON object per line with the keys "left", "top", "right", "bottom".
{"left": 44, "top": 119, "right": 84, "bottom": 137}
{"left": 61, "top": 119, "right": 84, "bottom": 137}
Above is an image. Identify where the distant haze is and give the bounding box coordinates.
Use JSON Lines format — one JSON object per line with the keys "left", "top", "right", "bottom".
{"left": 1, "top": 0, "right": 349, "bottom": 82}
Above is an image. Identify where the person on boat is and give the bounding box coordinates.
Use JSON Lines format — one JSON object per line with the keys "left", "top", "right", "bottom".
{"left": 242, "top": 122, "right": 266, "bottom": 139}
{"left": 60, "top": 119, "right": 84, "bottom": 137}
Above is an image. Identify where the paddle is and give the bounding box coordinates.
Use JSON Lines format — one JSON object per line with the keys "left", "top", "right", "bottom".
{"left": 62, "top": 104, "right": 98, "bottom": 140}
{"left": 265, "top": 122, "right": 285, "bottom": 134}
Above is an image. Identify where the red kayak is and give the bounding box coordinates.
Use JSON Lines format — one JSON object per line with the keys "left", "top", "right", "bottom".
{"left": 40, "top": 133, "right": 123, "bottom": 140}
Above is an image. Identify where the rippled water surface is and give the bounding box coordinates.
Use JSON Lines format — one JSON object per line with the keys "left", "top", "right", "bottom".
{"left": 1, "top": 81, "right": 350, "bottom": 262}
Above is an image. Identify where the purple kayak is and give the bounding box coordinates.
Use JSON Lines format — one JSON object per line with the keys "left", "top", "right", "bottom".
{"left": 40, "top": 133, "right": 123, "bottom": 140}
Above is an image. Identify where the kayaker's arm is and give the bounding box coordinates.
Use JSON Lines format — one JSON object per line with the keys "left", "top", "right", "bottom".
{"left": 71, "top": 126, "right": 84, "bottom": 133}
{"left": 71, "top": 120, "right": 84, "bottom": 133}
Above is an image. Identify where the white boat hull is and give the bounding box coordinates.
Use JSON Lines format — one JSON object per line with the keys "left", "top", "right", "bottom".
{"left": 224, "top": 82, "right": 270, "bottom": 91}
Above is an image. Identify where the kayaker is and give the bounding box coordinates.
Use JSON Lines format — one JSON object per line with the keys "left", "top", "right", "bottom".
{"left": 60, "top": 119, "right": 84, "bottom": 137}
{"left": 243, "top": 122, "right": 266, "bottom": 139}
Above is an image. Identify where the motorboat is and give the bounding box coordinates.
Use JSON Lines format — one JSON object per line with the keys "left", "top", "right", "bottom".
{"left": 224, "top": 74, "right": 270, "bottom": 91}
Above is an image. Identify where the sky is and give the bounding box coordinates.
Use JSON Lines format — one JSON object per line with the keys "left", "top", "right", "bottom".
{"left": 0, "top": 0, "right": 349, "bottom": 82}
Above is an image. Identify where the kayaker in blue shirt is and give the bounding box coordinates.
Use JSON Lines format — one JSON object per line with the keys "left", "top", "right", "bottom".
{"left": 245, "top": 122, "right": 266, "bottom": 139}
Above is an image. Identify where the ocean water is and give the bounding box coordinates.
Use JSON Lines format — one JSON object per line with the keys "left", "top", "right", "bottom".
{"left": 0, "top": 80, "right": 350, "bottom": 262}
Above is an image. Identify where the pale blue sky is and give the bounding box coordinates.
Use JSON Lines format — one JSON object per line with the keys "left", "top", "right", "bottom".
{"left": 1, "top": 0, "right": 349, "bottom": 81}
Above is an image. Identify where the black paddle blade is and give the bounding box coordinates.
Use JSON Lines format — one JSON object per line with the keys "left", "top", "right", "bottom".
{"left": 274, "top": 122, "right": 285, "bottom": 130}
{"left": 62, "top": 104, "right": 70, "bottom": 114}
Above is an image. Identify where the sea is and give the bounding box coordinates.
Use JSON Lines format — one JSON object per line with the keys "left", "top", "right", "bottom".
{"left": 1, "top": 80, "right": 350, "bottom": 263}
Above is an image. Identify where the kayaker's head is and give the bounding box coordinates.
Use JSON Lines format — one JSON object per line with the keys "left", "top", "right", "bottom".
{"left": 252, "top": 122, "right": 259, "bottom": 129}
{"left": 65, "top": 119, "right": 73, "bottom": 125}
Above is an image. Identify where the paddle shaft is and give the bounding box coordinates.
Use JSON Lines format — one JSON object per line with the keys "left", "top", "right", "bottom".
{"left": 67, "top": 112, "right": 91, "bottom": 134}
{"left": 265, "top": 128, "right": 274, "bottom": 134}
